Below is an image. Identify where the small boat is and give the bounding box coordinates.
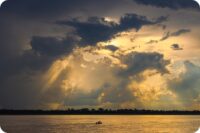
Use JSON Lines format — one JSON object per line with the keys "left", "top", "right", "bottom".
{"left": 195, "top": 127, "right": 200, "bottom": 133}
{"left": 95, "top": 121, "right": 102, "bottom": 125}
{"left": 0, "top": 126, "right": 6, "bottom": 133}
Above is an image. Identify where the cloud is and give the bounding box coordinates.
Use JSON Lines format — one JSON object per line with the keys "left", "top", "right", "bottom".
{"left": 62, "top": 51, "right": 170, "bottom": 108}
{"left": 171, "top": 29, "right": 191, "bottom": 36}
{"left": 31, "top": 36, "right": 78, "bottom": 57}
{"left": 160, "top": 29, "right": 191, "bottom": 41}
{"left": 168, "top": 61, "right": 200, "bottom": 108}
{"left": 147, "top": 29, "right": 191, "bottom": 44}
{"left": 119, "top": 52, "right": 170, "bottom": 77}
{"left": 111, "top": 52, "right": 171, "bottom": 108}
{"left": 171, "top": 44, "right": 183, "bottom": 50}
{"left": 57, "top": 17, "right": 118, "bottom": 45}
{"left": 146, "top": 40, "right": 159, "bottom": 44}
{"left": 133, "top": 0, "right": 200, "bottom": 10}
{"left": 0, "top": 0, "right": 170, "bottom": 109}
{"left": 0, "top": 0, "right": 108, "bottom": 18}
{"left": 57, "top": 14, "right": 167, "bottom": 45}
{"left": 117, "top": 14, "right": 167, "bottom": 31}
{"left": 0, "top": 0, "right": 140, "bottom": 21}
{"left": 104, "top": 45, "right": 119, "bottom": 52}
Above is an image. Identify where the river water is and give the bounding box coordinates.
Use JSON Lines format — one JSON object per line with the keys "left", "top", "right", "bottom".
{"left": 0, "top": 115, "right": 200, "bottom": 133}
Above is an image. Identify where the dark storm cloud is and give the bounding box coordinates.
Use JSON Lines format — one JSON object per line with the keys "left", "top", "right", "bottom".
{"left": 0, "top": 0, "right": 128, "bottom": 19}
{"left": 0, "top": 0, "right": 73, "bottom": 18}
{"left": 119, "top": 52, "right": 170, "bottom": 77}
{"left": 31, "top": 36, "right": 78, "bottom": 57}
{"left": 117, "top": 14, "right": 167, "bottom": 31}
{"left": 57, "top": 17, "right": 118, "bottom": 45}
{"left": 0, "top": 47, "right": 61, "bottom": 109}
{"left": 133, "top": 0, "right": 200, "bottom": 10}
{"left": 171, "top": 44, "right": 183, "bottom": 50}
{"left": 0, "top": 38, "right": 69, "bottom": 80}
{"left": 57, "top": 14, "right": 167, "bottom": 45}
{"left": 0, "top": 0, "right": 67, "bottom": 17}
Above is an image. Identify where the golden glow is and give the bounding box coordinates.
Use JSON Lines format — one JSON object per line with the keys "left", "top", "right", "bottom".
{"left": 43, "top": 57, "right": 70, "bottom": 91}
{"left": 128, "top": 70, "right": 175, "bottom": 102}
{"left": 40, "top": 22, "right": 200, "bottom": 109}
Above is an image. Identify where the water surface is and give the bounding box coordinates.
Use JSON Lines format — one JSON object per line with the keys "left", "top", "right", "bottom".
{"left": 0, "top": 115, "right": 200, "bottom": 133}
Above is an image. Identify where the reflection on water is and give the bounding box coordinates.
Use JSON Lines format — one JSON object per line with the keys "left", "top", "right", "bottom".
{"left": 0, "top": 115, "right": 200, "bottom": 133}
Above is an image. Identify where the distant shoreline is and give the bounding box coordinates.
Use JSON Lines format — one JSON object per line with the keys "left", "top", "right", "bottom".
{"left": 1, "top": 109, "right": 200, "bottom": 115}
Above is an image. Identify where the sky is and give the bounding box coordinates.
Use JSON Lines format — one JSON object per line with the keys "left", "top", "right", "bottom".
{"left": 0, "top": 0, "right": 200, "bottom": 110}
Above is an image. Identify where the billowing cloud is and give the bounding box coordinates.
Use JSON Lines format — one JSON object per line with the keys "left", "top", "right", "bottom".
{"left": 0, "top": 0, "right": 200, "bottom": 110}
{"left": 59, "top": 51, "right": 171, "bottom": 109}
{"left": 57, "top": 14, "right": 167, "bottom": 45}
{"left": 119, "top": 52, "right": 170, "bottom": 76}
{"left": 168, "top": 61, "right": 200, "bottom": 109}
{"left": 31, "top": 36, "right": 78, "bottom": 57}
